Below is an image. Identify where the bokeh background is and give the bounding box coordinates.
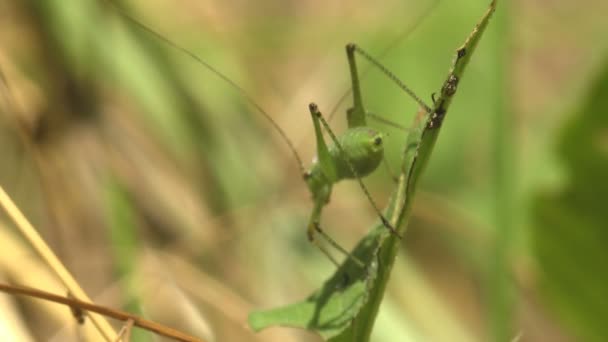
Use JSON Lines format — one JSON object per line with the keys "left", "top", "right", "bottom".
{"left": 0, "top": 0, "right": 607, "bottom": 341}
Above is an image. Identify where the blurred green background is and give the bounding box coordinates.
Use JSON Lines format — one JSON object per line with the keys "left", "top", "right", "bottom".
{"left": 0, "top": 0, "right": 607, "bottom": 341}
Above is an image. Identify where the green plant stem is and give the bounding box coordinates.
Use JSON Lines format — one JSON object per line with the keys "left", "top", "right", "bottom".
{"left": 488, "top": 2, "right": 514, "bottom": 341}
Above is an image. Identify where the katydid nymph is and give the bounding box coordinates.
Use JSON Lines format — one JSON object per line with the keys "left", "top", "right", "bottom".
{"left": 110, "top": 3, "right": 433, "bottom": 268}
{"left": 301, "top": 43, "right": 433, "bottom": 267}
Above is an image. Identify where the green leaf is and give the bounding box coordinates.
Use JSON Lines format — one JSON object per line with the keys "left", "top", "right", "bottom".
{"left": 531, "top": 55, "right": 608, "bottom": 342}
{"left": 249, "top": 227, "right": 383, "bottom": 339}
{"left": 249, "top": 2, "right": 497, "bottom": 340}
{"left": 104, "top": 179, "right": 151, "bottom": 342}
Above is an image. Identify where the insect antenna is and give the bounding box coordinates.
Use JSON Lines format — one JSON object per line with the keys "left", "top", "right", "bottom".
{"left": 104, "top": 0, "right": 306, "bottom": 174}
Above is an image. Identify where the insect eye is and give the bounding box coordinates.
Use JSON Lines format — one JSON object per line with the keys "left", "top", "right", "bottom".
{"left": 373, "top": 136, "right": 383, "bottom": 146}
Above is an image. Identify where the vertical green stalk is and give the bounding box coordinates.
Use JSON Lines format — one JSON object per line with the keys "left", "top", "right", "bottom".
{"left": 488, "top": 1, "right": 514, "bottom": 341}
{"left": 105, "top": 179, "right": 150, "bottom": 342}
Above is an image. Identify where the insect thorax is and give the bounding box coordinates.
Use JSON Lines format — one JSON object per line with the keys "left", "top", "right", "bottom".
{"left": 331, "top": 127, "right": 384, "bottom": 180}
{"left": 305, "top": 126, "right": 384, "bottom": 198}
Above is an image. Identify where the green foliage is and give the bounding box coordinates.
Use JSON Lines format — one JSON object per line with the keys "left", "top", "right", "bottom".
{"left": 249, "top": 2, "right": 497, "bottom": 340}
{"left": 6, "top": 0, "right": 608, "bottom": 340}
{"left": 104, "top": 180, "right": 151, "bottom": 342}
{"left": 532, "top": 57, "right": 608, "bottom": 342}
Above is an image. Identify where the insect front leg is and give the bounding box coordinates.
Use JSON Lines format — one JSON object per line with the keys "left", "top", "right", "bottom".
{"left": 306, "top": 193, "right": 339, "bottom": 267}
{"left": 309, "top": 104, "right": 338, "bottom": 183}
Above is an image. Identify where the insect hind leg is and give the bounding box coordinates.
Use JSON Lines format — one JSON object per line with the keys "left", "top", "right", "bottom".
{"left": 346, "top": 43, "right": 432, "bottom": 114}
{"left": 311, "top": 222, "right": 365, "bottom": 269}
{"left": 307, "top": 199, "right": 366, "bottom": 269}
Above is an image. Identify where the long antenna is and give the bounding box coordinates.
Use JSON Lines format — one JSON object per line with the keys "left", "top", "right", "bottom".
{"left": 103, "top": 0, "right": 305, "bottom": 174}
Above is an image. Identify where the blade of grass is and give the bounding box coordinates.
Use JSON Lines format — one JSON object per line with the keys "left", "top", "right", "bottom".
{"left": 0, "top": 66, "right": 116, "bottom": 342}
{"left": 487, "top": 2, "right": 515, "bottom": 341}
{"left": 0, "top": 185, "right": 117, "bottom": 341}
{"left": 532, "top": 53, "right": 608, "bottom": 342}
{"left": 104, "top": 179, "right": 151, "bottom": 342}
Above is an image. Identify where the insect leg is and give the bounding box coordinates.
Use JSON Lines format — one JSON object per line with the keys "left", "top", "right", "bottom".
{"left": 309, "top": 102, "right": 338, "bottom": 183}
{"left": 346, "top": 43, "right": 432, "bottom": 115}
{"left": 345, "top": 41, "right": 421, "bottom": 129}
{"left": 345, "top": 43, "right": 367, "bottom": 128}
{"left": 307, "top": 199, "right": 365, "bottom": 269}
{"left": 382, "top": 155, "right": 399, "bottom": 184}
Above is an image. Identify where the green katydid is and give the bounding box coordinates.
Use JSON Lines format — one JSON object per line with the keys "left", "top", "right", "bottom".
{"left": 109, "top": 2, "right": 433, "bottom": 268}
{"left": 300, "top": 43, "right": 433, "bottom": 267}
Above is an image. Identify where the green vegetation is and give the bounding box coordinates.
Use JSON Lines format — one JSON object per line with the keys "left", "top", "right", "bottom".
{"left": 0, "top": 0, "right": 607, "bottom": 341}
